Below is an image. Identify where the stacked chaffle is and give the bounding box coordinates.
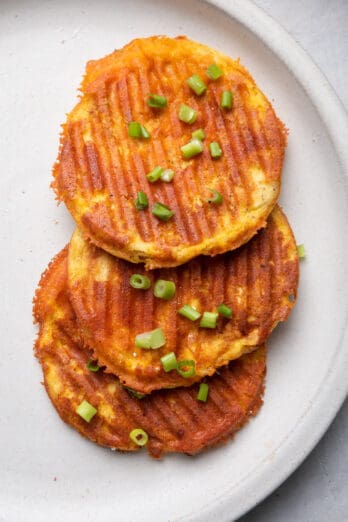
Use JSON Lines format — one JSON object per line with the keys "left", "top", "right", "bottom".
{"left": 33, "top": 37, "right": 299, "bottom": 458}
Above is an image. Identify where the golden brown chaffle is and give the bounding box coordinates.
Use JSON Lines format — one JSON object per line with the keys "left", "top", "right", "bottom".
{"left": 67, "top": 206, "right": 298, "bottom": 394}
{"left": 53, "top": 36, "right": 286, "bottom": 269}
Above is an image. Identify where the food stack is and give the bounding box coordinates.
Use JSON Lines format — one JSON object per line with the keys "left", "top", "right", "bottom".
{"left": 33, "top": 36, "right": 299, "bottom": 458}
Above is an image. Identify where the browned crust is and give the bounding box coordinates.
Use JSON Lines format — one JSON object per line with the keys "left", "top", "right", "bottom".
{"left": 52, "top": 36, "right": 286, "bottom": 269}
{"left": 34, "top": 248, "right": 266, "bottom": 458}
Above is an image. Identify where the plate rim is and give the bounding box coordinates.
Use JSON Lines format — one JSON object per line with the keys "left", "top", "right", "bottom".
{"left": 190, "top": 0, "right": 348, "bottom": 519}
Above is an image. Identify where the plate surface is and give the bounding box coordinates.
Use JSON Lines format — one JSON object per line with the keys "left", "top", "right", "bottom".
{"left": 1, "top": 1, "right": 347, "bottom": 521}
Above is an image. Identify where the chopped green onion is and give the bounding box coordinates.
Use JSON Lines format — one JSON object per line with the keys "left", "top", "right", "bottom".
{"left": 207, "top": 188, "right": 223, "bottom": 205}
{"left": 200, "top": 311, "right": 218, "bottom": 329}
{"left": 134, "top": 191, "right": 149, "bottom": 210}
{"left": 177, "top": 360, "right": 196, "bottom": 378}
{"left": 147, "top": 165, "right": 164, "bottom": 183}
{"left": 86, "top": 359, "right": 100, "bottom": 372}
{"left": 206, "top": 63, "right": 223, "bottom": 80}
{"left": 154, "top": 279, "right": 176, "bottom": 300}
{"left": 181, "top": 139, "right": 204, "bottom": 159}
{"left": 147, "top": 93, "right": 167, "bottom": 109}
{"left": 178, "top": 304, "right": 201, "bottom": 321}
{"left": 209, "top": 141, "right": 222, "bottom": 159}
{"left": 152, "top": 202, "right": 174, "bottom": 222}
{"left": 217, "top": 303, "right": 233, "bottom": 319}
{"left": 161, "top": 352, "right": 178, "bottom": 373}
{"left": 288, "top": 294, "right": 295, "bottom": 302}
{"left": 124, "top": 387, "right": 146, "bottom": 399}
{"left": 197, "top": 383, "right": 209, "bottom": 402}
{"left": 179, "top": 104, "right": 197, "bottom": 124}
{"left": 186, "top": 74, "right": 207, "bottom": 96}
{"left": 160, "top": 169, "right": 175, "bottom": 182}
{"left": 128, "top": 121, "right": 150, "bottom": 139}
{"left": 192, "top": 128, "right": 206, "bottom": 141}
{"left": 129, "top": 428, "right": 148, "bottom": 446}
{"left": 221, "top": 90, "right": 233, "bottom": 110}
{"left": 75, "top": 400, "right": 97, "bottom": 422}
{"left": 135, "top": 328, "right": 166, "bottom": 350}
{"left": 297, "top": 244, "right": 306, "bottom": 259}
{"left": 129, "top": 274, "right": 151, "bottom": 290}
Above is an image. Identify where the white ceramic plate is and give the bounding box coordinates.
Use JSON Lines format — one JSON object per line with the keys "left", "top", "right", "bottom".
{"left": 1, "top": 1, "right": 348, "bottom": 520}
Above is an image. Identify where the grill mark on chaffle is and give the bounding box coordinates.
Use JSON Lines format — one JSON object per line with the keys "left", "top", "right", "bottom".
{"left": 69, "top": 123, "right": 94, "bottom": 195}
{"left": 90, "top": 88, "right": 127, "bottom": 235}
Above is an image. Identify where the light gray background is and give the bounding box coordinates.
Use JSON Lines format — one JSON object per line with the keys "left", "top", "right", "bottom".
{"left": 241, "top": 1, "right": 348, "bottom": 521}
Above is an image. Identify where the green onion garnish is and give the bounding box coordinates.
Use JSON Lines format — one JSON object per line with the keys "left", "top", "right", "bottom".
{"left": 177, "top": 360, "right": 196, "bottom": 378}
{"left": 206, "top": 63, "right": 223, "bottom": 80}
{"left": 221, "top": 91, "right": 233, "bottom": 110}
{"left": 192, "top": 128, "right": 206, "bottom": 141}
{"left": 135, "top": 328, "right": 166, "bottom": 350}
{"left": 147, "top": 166, "right": 164, "bottom": 183}
{"left": 135, "top": 191, "right": 149, "bottom": 210}
{"left": 154, "top": 279, "right": 176, "bottom": 300}
{"left": 178, "top": 304, "right": 201, "bottom": 321}
{"left": 86, "top": 359, "right": 100, "bottom": 372}
{"left": 152, "top": 202, "right": 174, "bottom": 222}
{"left": 207, "top": 188, "right": 223, "bottom": 205}
{"left": 199, "top": 311, "right": 218, "bottom": 329}
{"left": 209, "top": 141, "right": 222, "bottom": 159}
{"left": 129, "top": 274, "right": 151, "bottom": 290}
{"left": 160, "top": 169, "right": 175, "bottom": 183}
{"left": 75, "top": 400, "right": 97, "bottom": 422}
{"left": 297, "top": 244, "right": 306, "bottom": 259}
{"left": 161, "top": 352, "right": 178, "bottom": 373}
{"left": 181, "top": 139, "right": 204, "bottom": 159}
{"left": 197, "top": 383, "right": 209, "bottom": 402}
{"left": 217, "top": 303, "right": 233, "bottom": 319}
{"left": 128, "top": 121, "right": 150, "bottom": 139}
{"left": 147, "top": 94, "right": 167, "bottom": 109}
{"left": 186, "top": 74, "right": 207, "bottom": 96}
{"left": 124, "top": 387, "right": 147, "bottom": 399}
{"left": 178, "top": 104, "right": 197, "bottom": 124}
{"left": 129, "top": 428, "right": 148, "bottom": 446}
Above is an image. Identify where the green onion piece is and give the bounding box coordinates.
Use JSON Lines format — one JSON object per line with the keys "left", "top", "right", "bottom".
{"left": 177, "top": 360, "right": 196, "bottom": 378}
{"left": 206, "top": 63, "right": 223, "bottom": 80}
{"left": 152, "top": 202, "right": 174, "bottom": 222}
{"left": 186, "top": 74, "right": 207, "bottom": 96}
{"left": 181, "top": 139, "right": 204, "bottom": 159}
{"left": 135, "top": 191, "right": 149, "bottom": 210}
{"left": 288, "top": 294, "right": 295, "bottom": 302}
{"left": 75, "top": 400, "right": 97, "bottom": 422}
{"left": 129, "top": 428, "right": 148, "bottom": 446}
{"left": 297, "top": 244, "right": 306, "bottom": 259}
{"left": 192, "top": 128, "right": 206, "bottom": 141}
{"left": 147, "top": 166, "right": 164, "bottom": 183}
{"left": 178, "top": 104, "right": 197, "bottom": 124}
{"left": 128, "top": 121, "right": 151, "bottom": 139}
{"left": 124, "top": 387, "right": 147, "bottom": 399}
{"left": 160, "top": 169, "right": 175, "bottom": 183}
{"left": 135, "top": 328, "right": 166, "bottom": 349}
{"left": 209, "top": 141, "right": 222, "bottom": 159}
{"left": 161, "top": 352, "right": 178, "bottom": 373}
{"left": 178, "top": 304, "right": 201, "bottom": 321}
{"left": 207, "top": 188, "right": 223, "bottom": 205}
{"left": 147, "top": 94, "right": 167, "bottom": 109}
{"left": 129, "top": 274, "right": 151, "bottom": 290}
{"left": 199, "top": 311, "right": 218, "bottom": 329}
{"left": 221, "top": 90, "right": 233, "bottom": 110}
{"left": 197, "top": 383, "right": 209, "bottom": 402}
{"left": 154, "top": 279, "right": 176, "bottom": 300}
{"left": 217, "top": 303, "right": 233, "bottom": 319}
{"left": 86, "top": 359, "right": 100, "bottom": 372}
